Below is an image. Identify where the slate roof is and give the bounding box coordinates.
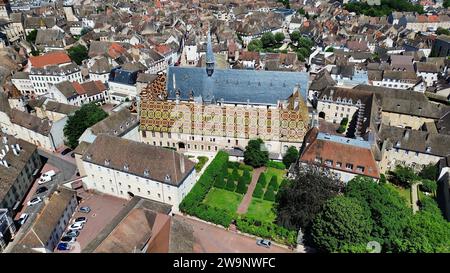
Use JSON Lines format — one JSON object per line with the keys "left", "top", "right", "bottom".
{"left": 166, "top": 66, "right": 309, "bottom": 105}
{"left": 81, "top": 135, "right": 195, "bottom": 186}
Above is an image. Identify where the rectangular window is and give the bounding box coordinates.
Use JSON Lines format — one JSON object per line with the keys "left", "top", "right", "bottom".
{"left": 356, "top": 166, "right": 365, "bottom": 172}
{"left": 346, "top": 163, "right": 353, "bottom": 170}
{"left": 325, "top": 160, "right": 333, "bottom": 166}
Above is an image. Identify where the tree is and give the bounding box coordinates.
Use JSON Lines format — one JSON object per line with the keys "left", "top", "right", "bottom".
{"left": 325, "top": 47, "right": 334, "bottom": 52}
{"left": 244, "top": 138, "right": 269, "bottom": 168}
{"left": 390, "top": 165, "right": 419, "bottom": 187}
{"left": 298, "top": 37, "right": 313, "bottom": 50}
{"left": 261, "top": 32, "right": 276, "bottom": 48}
{"left": 282, "top": 146, "right": 299, "bottom": 168}
{"left": 290, "top": 31, "right": 301, "bottom": 43}
{"left": 345, "top": 176, "right": 413, "bottom": 252}
{"left": 276, "top": 167, "right": 344, "bottom": 230}
{"left": 274, "top": 32, "right": 285, "bottom": 44}
{"left": 68, "top": 44, "right": 89, "bottom": 65}
{"left": 445, "top": 0, "right": 450, "bottom": 8}
{"left": 247, "top": 39, "right": 263, "bottom": 52}
{"left": 311, "top": 196, "right": 373, "bottom": 252}
{"left": 418, "top": 164, "right": 438, "bottom": 181}
{"left": 419, "top": 179, "right": 437, "bottom": 193}
{"left": 63, "top": 103, "right": 108, "bottom": 149}
{"left": 26, "top": 29, "right": 38, "bottom": 44}
{"left": 297, "top": 8, "right": 305, "bottom": 15}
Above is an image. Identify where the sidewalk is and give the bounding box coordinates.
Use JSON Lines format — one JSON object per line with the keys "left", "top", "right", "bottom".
{"left": 237, "top": 167, "right": 266, "bottom": 214}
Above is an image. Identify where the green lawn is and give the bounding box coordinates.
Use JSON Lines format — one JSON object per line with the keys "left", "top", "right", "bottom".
{"left": 246, "top": 198, "right": 277, "bottom": 223}
{"left": 387, "top": 184, "right": 411, "bottom": 206}
{"left": 203, "top": 188, "right": 243, "bottom": 213}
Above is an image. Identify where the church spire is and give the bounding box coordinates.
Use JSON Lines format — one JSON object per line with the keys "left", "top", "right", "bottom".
{"left": 206, "top": 28, "right": 215, "bottom": 77}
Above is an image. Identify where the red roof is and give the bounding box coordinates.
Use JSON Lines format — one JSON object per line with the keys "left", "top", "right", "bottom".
{"left": 155, "top": 44, "right": 171, "bottom": 56}
{"left": 300, "top": 128, "right": 380, "bottom": 179}
{"left": 29, "top": 52, "right": 71, "bottom": 68}
{"left": 108, "top": 43, "right": 126, "bottom": 59}
{"left": 72, "top": 82, "right": 85, "bottom": 95}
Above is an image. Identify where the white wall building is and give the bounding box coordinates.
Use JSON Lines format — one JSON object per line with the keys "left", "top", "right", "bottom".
{"left": 79, "top": 135, "right": 197, "bottom": 211}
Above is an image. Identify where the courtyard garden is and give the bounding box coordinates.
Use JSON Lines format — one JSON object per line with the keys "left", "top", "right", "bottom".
{"left": 179, "top": 151, "right": 297, "bottom": 246}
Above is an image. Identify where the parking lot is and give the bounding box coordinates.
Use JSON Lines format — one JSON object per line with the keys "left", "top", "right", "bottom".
{"left": 54, "top": 191, "right": 129, "bottom": 253}
{"left": 174, "top": 215, "right": 293, "bottom": 253}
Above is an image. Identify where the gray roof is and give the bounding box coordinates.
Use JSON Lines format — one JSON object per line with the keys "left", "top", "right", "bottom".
{"left": 90, "top": 109, "right": 138, "bottom": 137}
{"left": 0, "top": 134, "right": 37, "bottom": 203}
{"left": 166, "top": 66, "right": 309, "bottom": 105}
{"left": 354, "top": 85, "right": 450, "bottom": 119}
{"left": 44, "top": 100, "right": 79, "bottom": 115}
{"left": 379, "top": 125, "right": 450, "bottom": 157}
{"left": 89, "top": 57, "right": 112, "bottom": 74}
{"left": 53, "top": 81, "right": 78, "bottom": 99}
{"left": 11, "top": 71, "right": 29, "bottom": 80}
{"left": 81, "top": 135, "right": 195, "bottom": 186}
{"left": 30, "top": 62, "right": 80, "bottom": 76}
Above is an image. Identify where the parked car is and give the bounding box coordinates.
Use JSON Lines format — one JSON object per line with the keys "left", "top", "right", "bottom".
{"left": 41, "top": 170, "right": 56, "bottom": 179}
{"left": 74, "top": 217, "right": 87, "bottom": 224}
{"left": 65, "top": 230, "right": 80, "bottom": 238}
{"left": 35, "top": 186, "right": 48, "bottom": 194}
{"left": 27, "top": 197, "right": 42, "bottom": 207}
{"left": 60, "top": 236, "right": 76, "bottom": 244}
{"left": 256, "top": 239, "right": 271, "bottom": 248}
{"left": 61, "top": 148, "right": 72, "bottom": 156}
{"left": 18, "top": 213, "right": 29, "bottom": 225}
{"left": 57, "top": 242, "right": 71, "bottom": 251}
{"left": 79, "top": 206, "right": 91, "bottom": 213}
{"left": 37, "top": 176, "right": 51, "bottom": 185}
{"left": 68, "top": 222, "right": 84, "bottom": 230}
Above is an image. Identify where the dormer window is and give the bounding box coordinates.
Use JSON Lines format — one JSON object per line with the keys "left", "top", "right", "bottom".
{"left": 395, "top": 141, "right": 401, "bottom": 147}
{"left": 426, "top": 147, "right": 431, "bottom": 153}
{"left": 336, "top": 97, "right": 341, "bottom": 103}
{"left": 348, "top": 99, "right": 352, "bottom": 104}
{"left": 356, "top": 99, "right": 361, "bottom": 105}
{"left": 323, "top": 95, "right": 327, "bottom": 101}
{"left": 86, "top": 154, "right": 92, "bottom": 160}
{"left": 124, "top": 164, "right": 129, "bottom": 171}
{"left": 144, "top": 169, "right": 149, "bottom": 177}
{"left": 114, "top": 130, "right": 118, "bottom": 135}
{"left": 342, "top": 98, "right": 347, "bottom": 104}
{"left": 164, "top": 174, "right": 171, "bottom": 182}
{"left": 104, "top": 159, "right": 110, "bottom": 166}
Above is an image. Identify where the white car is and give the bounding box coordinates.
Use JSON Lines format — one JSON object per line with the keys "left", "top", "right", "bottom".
{"left": 73, "top": 217, "right": 87, "bottom": 224}
{"left": 42, "top": 170, "right": 56, "bottom": 178}
{"left": 38, "top": 176, "right": 51, "bottom": 185}
{"left": 27, "top": 197, "right": 42, "bottom": 207}
{"left": 18, "top": 213, "right": 29, "bottom": 225}
{"left": 68, "top": 222, "right": 84, "bottom": 231}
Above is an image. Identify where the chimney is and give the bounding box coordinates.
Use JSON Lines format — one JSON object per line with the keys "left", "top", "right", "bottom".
{"left": 180, "top": 153, "right": 185, "bottom": 174}
{"left": 403, "top": 129, "right": 410, "bottom": 140}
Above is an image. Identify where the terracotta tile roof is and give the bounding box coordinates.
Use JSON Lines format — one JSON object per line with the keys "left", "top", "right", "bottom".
{"left": 29, "top": 52, "right": 71, "bottom": 68}
{"left": 300, "top": 129, "right": 380, "bottom": 179}
{"left": 72, "top": 81, "right": 85, "bottom": 95}
{"left": 155, "top": 44, "right": 171, "bottom": 56}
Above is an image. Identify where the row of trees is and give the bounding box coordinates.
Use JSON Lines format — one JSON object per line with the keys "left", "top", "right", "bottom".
{"left": 247, "top": 32, "right": 286, "bottom": 52}
{"left": 344, "top": 0, "right": 424, "bottom": 17}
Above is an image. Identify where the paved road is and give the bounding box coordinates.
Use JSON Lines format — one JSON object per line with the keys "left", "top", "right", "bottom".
{"left": 237, "top": 167, "right": 266, "bottom": 214}
{"left": 175, "top": 215, "right": 292, "bottom": 253}
{"left": 38, "top": 149, "right": 77, "bottom": 181}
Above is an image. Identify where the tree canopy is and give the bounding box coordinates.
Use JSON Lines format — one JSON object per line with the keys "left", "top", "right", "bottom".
{"left": 276, "top": 166, "right": 344, "bottom": 231}
{"left": 68, "top": 44, "right": 89, "bottom": 65}
{"left": 26, "top": 29, "right": 38, "bottom": 44}
{"left": 344, "top": 0, "right": 424, "bottom": 17}
{"left": 244, "top": 138, "right": 269, "bottom": 168}
{"left": 282, "top": 146, "right": 299, "bottom": 168}
{"left": 63, "top": 103, "right": 108, "bottom": 149}
{"left": 311, "top": 196, "right": 373, "bottom": 252}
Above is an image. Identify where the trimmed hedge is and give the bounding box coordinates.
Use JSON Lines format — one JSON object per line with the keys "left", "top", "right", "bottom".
{"left": 179, "top": 151, "right": 235, "bottom": 227}
{"left": 226, "top": 179, "right": 237, "bottom": 191}
{"left": 236, "top": 216, "right": 297, "bottom": 246}
{"left": 264, "top": 187, "right": 276, "bottom": 202}
{"left": 236, "top": 178, "right": 248, "bottom": 194}
{"left": 214, "top": 175, "right": 226, "bottom": 189}
{"left": 231, "top": 167, "right": 240, "bottom": 182}
{"left": 239, "top": 164, "right": 254, "bottom": 172}
{"left": 253, "top": 184, "right": 264, "bottom": 198}
{"left": 257, "top": 173, "right": 267, "bottom": 188}
{"left": 266, "top": 160, "right": 286, "bottom": 170}
{"left": 269, "top": 175, "right": 279, "bottom": 191}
